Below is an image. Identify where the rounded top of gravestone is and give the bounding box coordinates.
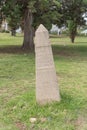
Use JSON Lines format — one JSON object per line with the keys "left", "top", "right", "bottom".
{"left": 36, "top": 24, "right": 48, "bottom": 33}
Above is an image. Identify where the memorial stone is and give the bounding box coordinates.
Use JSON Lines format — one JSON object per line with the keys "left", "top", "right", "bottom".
{"left": 35, "top": 24, "right": 60, "bottom": 105}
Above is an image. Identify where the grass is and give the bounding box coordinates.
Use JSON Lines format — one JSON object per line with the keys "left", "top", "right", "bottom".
{"left": 0, "top": 33, "right": 87, "bottom": 130}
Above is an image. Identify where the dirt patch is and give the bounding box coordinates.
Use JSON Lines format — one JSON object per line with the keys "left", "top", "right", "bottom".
{"left": 15, "top": 121, "right": 27, "bottom": 130}
{"left": 75, "top": 116, "right": 87, "bottom": 130}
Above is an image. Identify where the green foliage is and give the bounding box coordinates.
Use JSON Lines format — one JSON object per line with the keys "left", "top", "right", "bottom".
{"left": 68, "top": 20, "right": 77, "bottom": 33}
{"left": 61, "top": 0, "right": 87, "bottom": 42}
{"left": 2, "top": 0, "right": 21, "bottom": 30}
{"left": 2, "top": 0, "right": 61, "bottom": 31}
{"left": 61, "top": 0, "right": 86, "bottom": 25}
{"left": 28, "top": 1, "right": 36, "bottom": 13}
{"left": 33, "top": 0, "right": 61, "bottom": 30}
{"left": 0, "top": 0, "right": 4, "bottom": 25}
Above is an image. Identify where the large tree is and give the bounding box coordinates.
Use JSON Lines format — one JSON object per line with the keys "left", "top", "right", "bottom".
{"left": 2, "top": 0, "right": 61, "bottom": 50}
{"left": 61, "top": 0, "right": 87, "bottom": 43}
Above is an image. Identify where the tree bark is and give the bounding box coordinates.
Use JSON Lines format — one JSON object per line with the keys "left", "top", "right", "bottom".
{"left": 11, "top": 29, "right": 16, "bottom": 36}
{"left": 22, "top": 8, "right": 34, "bottom": 50}
{"left": 70, "top": 26, "right": 77, "bottom": 43}
{"left": 70, "top": 33, "right": 76, "bottom": 43}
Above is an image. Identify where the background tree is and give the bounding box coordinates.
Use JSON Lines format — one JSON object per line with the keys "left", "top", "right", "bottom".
{"left": 0, "top": 1, "right": 2, "bottom": 26}
{"left": 61, "top": 0, "right": 87, "bottom": 43}
{"left": 18, "top": 0, "right": 61, "bottom": 49}
{"left": 2, "top": 0, "right": 21, "bottom": 36}
{"left": 0, "top": 0, "right": 5, "bottom": 27}
{"left": 2, "top": 0, "right": 61, "bottom": 50}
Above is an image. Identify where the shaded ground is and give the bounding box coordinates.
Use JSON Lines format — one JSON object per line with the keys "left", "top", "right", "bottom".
{"left": 0, "top": 45, "right": 33, "bottom": 54}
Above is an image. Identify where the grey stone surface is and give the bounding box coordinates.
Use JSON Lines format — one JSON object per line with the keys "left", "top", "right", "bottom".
{"left": 35, "top": 24, "right": 60, "bottom": 105}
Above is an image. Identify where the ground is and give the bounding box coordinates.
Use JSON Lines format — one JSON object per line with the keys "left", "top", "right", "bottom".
{"left": 0, "top": 33, "right": 87, "bottom": 130}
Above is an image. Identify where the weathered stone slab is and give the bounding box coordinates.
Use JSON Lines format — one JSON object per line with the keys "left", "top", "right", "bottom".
{"left": 35, "top": 24, "right": 60, "bottom": 105}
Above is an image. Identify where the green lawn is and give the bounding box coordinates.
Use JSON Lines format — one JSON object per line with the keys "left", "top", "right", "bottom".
{"left": 0, "top": 33, "right": 87, "bottom": 130}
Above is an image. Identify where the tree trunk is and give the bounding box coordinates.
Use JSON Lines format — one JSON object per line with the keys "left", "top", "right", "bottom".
{"left": 22, "top": 8, "right": 34, "bottom": 50}
{"left": 70, "top": 26, "right": 77, "bottom": 43}
{"left": 68, "top": 20, "right": 77, "bottom": 43}
{"left": 70, "top": 33, "right": 76, "bottom": 43}
{"left": 11, "top": 29, "right": 16, "bottom": 36}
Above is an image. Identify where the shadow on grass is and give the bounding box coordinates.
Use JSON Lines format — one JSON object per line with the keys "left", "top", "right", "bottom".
{"left": 0, "top": 44, "right": 87, "bottom": 57}
{"left": 60, "top": 92, "right": 82, "bottom": 110}
{"left": 0, "top": 45, "right": 33, "bottom": 54}
{"left": 76, "top": 42, "right": 87, "bottom": 43}
{"left": 52, "top": 44, "right": 87, "bottom": 57}
{"left": 46, "top": 92, "right": 87, "bottom": 112}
